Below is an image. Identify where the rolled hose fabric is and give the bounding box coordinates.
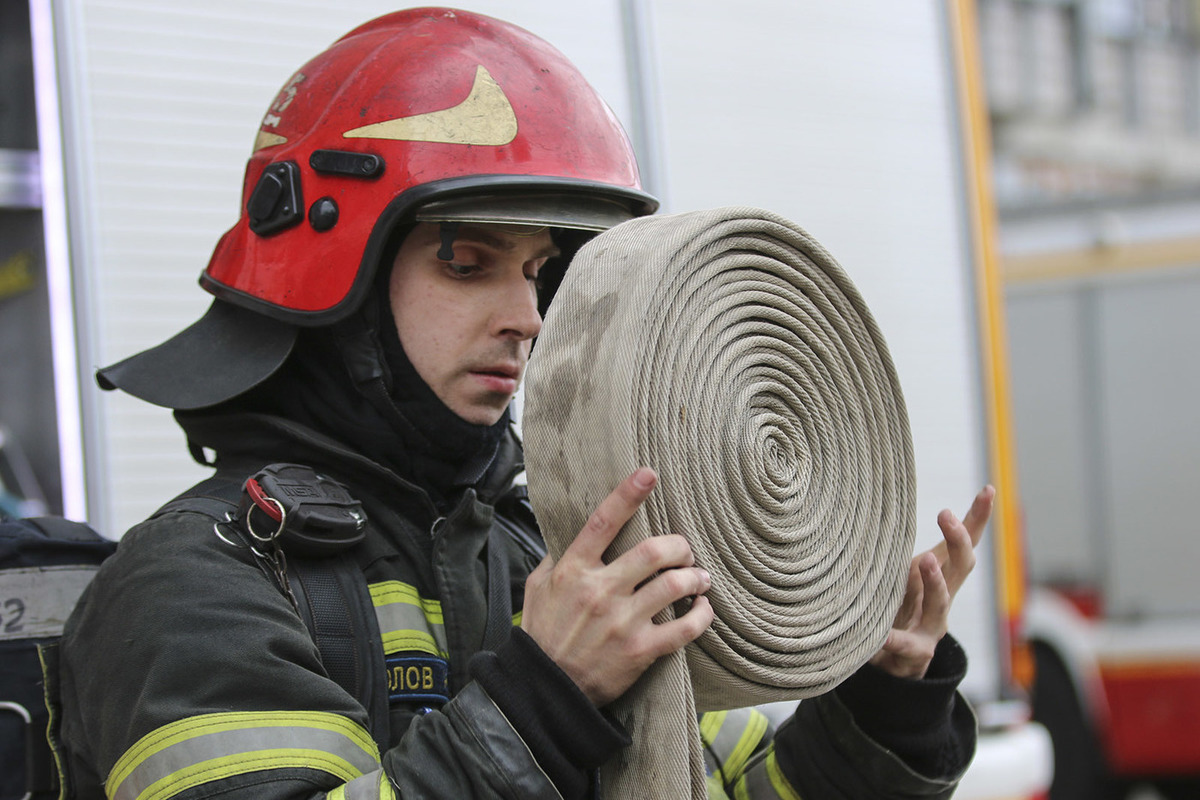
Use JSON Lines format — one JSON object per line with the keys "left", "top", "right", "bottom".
{"left": 522, "top": 207, "right": 917, "bottom": 799}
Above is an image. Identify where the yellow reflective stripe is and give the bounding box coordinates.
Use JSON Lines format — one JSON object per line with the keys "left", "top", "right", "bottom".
{"left": 107, "top": 711, "right": 379, "bottom": 800}
{"left": 378, "top": 629, "right": 443, "bottom": 656}
{"left": 369, "top": 582, "right": 444, "bottom": 624}
{"left": 699, "top": 710, "right": 728, "bottom": 747}
{"left": 723, "top": 709, "right": 769, "bottom": 779}
{"left": 511, "top": 610, "right": 522, "bottom": 626}
{"left": 370, "top": 581, "right": 448, "bottom": 657}
{"left": 732, "top": 747, "right": 802, "bottom": 800}
{"left": 700, "top": 708, "right": 768, "bottom": 782}
{"left": 764, "top": 749, "right": 802, "bottom": 800}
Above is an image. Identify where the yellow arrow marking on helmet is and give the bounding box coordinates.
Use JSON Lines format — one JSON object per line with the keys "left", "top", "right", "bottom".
{"left": 342, "top": 65, "right": 517, "bottom": 146}
{"left": 252, "top": 131, "right": 288, "bottom": 152}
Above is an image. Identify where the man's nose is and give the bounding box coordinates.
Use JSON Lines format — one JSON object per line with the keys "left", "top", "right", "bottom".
{"left": 495, "top": 271, "right": 543, "bottom": 341}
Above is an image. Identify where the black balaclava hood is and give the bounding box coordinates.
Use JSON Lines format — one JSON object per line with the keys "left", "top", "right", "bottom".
{"left": 190, "top": 222, "right": 593, "bottom": 508}
{"left": 214, "top": 261, "right": 508, "bottom": 511}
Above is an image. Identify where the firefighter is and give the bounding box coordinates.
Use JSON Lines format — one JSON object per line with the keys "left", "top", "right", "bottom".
{"left": 57, "top": 8, "right": 985, "bottom": 799}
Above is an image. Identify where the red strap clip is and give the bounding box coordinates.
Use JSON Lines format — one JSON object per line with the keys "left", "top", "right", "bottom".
{"left": 245, "top": 477, "right": 284, "bottom": 522}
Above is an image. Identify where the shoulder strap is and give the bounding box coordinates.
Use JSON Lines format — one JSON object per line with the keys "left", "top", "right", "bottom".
{"left": 157, "top": 470, "right": 389, "bottom": 753}
{"left": 286, "top": 553, "right": 389, "bottom": 752}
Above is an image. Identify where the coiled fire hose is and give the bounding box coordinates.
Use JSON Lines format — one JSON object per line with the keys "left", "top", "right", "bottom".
{"left": 522, "top": 207, "right": 917, "bottom": 799}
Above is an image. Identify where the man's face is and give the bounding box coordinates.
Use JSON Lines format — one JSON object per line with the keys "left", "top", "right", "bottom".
{"left": 389, "top": 222, "right": 559, "bottom": 425}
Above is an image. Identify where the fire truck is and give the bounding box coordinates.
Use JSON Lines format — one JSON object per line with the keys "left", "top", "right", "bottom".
{"left": 1006, "top": 191, "right": 1200, "bottom": 799}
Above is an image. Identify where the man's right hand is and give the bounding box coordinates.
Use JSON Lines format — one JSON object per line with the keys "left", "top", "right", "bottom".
{"left": 520, "top": 467, "right": 715, "bottom": 707}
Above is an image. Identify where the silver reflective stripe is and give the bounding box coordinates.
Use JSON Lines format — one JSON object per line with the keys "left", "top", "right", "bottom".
{"left": 0, "top": 566, "right": 99, "bottom": 641}
{"left": 326, "top": 769, "right": 395, "bottom": 800}
{"left": 370, "top": 581, "right": 448, "bottom": 657}
{"left": 107, "top": 711, "right": 380, "bottom": 800}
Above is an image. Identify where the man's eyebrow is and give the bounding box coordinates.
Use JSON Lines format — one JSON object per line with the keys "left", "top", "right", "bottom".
{"left": 455, "top": 225, "right": 562, "bottom": 259}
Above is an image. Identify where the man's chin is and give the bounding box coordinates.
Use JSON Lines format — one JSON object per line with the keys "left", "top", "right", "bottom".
{"left": 449, "top": 398, "right": 511, "bottom": 427}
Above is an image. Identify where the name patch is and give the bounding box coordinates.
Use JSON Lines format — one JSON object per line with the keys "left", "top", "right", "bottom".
{"left": 386, "top": 655, "right": 450, "bottom": 705}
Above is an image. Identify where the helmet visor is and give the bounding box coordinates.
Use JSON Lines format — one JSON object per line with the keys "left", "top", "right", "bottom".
{"left": 414, "top": 192, "right": 636, "bottom": 232}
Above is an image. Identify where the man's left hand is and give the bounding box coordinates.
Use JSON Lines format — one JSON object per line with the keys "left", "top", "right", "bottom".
{"left": 868, "top": 485, "right": 995, "bottom": 679}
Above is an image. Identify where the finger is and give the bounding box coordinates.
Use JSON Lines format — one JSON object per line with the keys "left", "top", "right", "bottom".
{"left": 641, "top": 595, "right": 714, "bottom": 660}
{"left": 960, "top": 485, "right": 995, "bottom": 547}
{"left": 567, "top": 468, "right": 657, "bottom": 564}
{"left": 631, "top": 565, "right": 711, "bottom": 620}
{"left": 928, "top": 484, "right": 994, "bottom": 566}
{"left": 607, "top": 533, "right": 695, "bottom": 589}
{"left": 914, "top": 552, "right": 952, "bottom": 638}
{"left": 892, "top": 557, "right": 925, "bottom": 629}
{"left": 937, "top": 509, "right": 977, "bottom": 597}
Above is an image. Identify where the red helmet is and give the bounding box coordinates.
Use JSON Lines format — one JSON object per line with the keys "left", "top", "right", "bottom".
{"left": 98, "top": 7, "right": 656, "bottom": 409}
{"left": 202, "top": 6, "right": 657, "bottom": 325}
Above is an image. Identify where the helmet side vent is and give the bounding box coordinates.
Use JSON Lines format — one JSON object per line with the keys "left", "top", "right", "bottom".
{"left": 247, "top": 162, "right": 304, "bottom": 236}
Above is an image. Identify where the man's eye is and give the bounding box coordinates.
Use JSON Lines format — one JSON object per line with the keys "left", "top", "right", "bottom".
{"left": 447, "top": 263, "right": 479, "bottom": 278}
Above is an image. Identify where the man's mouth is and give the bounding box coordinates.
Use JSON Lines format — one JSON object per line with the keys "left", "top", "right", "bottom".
{"left": 472, "top": 364, "right": 520, "bottom": 380}
{"left": 469, "top": 363, "right": 522, "bottom": 393}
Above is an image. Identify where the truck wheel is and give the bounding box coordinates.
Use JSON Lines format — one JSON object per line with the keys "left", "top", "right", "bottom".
{"left": 1031, "top": 642, "right": 1123, "bottom": 800}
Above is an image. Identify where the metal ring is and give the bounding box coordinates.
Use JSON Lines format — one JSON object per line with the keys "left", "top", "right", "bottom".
{"left": 244, "top": 497, "right": 286, "bottom": 544}
{"left": 212, "top": 512, "right": 247, "bottom": 549}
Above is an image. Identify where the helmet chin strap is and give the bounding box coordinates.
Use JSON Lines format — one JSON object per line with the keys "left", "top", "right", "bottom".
{"left": 437, "top": 222, "right": 459, "bottom": 261}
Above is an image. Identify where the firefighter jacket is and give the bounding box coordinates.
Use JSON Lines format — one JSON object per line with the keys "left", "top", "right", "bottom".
{"left": 56, "top": 409, "right": 976, "bottom": 800}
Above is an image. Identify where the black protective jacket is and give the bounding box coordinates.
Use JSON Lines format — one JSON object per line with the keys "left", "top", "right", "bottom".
{"left": 57, "top": 408, "right": 976, "bottom": 800}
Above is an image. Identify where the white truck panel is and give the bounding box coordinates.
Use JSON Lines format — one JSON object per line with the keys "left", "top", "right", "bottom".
{"left": 1099, "top": 267, "right": 1200, "bottom": 616}
{"left": 1006, "top": 287, "right": 1098, "bottom": 583}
